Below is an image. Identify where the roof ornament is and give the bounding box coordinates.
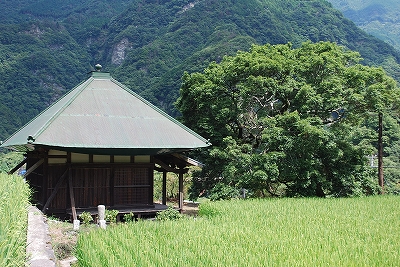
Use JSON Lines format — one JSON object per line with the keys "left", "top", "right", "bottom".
{"left": 27, "top": 135, "right": 35, "bottom": 144}
{"left": 95, "top": 64, "right": 102, "bottom": 72}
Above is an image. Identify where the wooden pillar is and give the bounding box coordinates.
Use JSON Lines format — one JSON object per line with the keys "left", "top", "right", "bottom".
{"left": 41, "top": 156, "right": 49, "bottom": 210}
{"left": 68, "top": 167, "right": 77, "bottom": 221}
{"left": 378, "top": 112, "right": 384, "bottom": 194}
{"left": 110, "top": 166, "right": 115, "bottom": 206}
{"left": 149, "top": 164, "right": 154, "bottom": 205}
{"left": 178, "top": 170, "right": 184, "bottom": 212}
{"left": 162, "top": 171, "right": 167, "bottom": 205}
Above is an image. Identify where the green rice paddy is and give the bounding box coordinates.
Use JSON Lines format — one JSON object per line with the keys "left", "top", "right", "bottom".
{"left": 75, "top": 196, "right": 400, "bottom": 266}
{"left": 0, "top": 173, "right": 30, "bottom": 267}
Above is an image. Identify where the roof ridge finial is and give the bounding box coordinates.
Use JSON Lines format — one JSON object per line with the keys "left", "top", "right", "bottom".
{"left": 95, "top": 64, "right": 102, "bottom": 72}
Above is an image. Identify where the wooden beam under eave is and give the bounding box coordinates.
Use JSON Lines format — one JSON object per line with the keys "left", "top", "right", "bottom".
{"left": 153, "top": 158, "right": 179, "bottom": 173}
{"left": 154, "top": 166, "right": 164, "bottom": 172}
{"left": 7, "top": 158, "right": 28, "bottom": 175}
{"left": 24, "top": 158, "right": 44, "bottom": 178}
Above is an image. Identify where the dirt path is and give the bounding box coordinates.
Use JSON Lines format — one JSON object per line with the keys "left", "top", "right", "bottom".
{"left": 26, "top": 206, "right": 57, "bottom": 267}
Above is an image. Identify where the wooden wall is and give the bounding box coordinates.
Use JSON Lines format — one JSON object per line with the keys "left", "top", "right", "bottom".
{"left": 26, "top": 150, "right": 154, "bottom": 214}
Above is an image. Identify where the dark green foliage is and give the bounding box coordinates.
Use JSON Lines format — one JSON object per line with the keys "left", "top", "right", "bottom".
{"left": 0, "top": 104, "right": 21, "bottom": 142}
{"left": 1, "top": 0, "right": 400, "bottom": 142}
{"left": 208, "top": 183, "right": 240, "bottom": 201}
{"left": 363, "top": 114, "right": 400, "bottom": 194}
{"left": 108, "top": 0, "right": 400, "bottom": 115}
{"left": 0, "top": 21, "right": 90, "bottom": 139}
{"left": 177, "top": 42, "right": 398, "bottom": 198}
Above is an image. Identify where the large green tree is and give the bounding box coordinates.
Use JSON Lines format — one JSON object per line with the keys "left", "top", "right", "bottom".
{"left": 177, "top": 41, "right": 400, "bottom": 199}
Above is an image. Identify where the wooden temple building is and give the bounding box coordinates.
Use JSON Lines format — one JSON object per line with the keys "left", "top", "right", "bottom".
{"left": 1, "top": 66, "right": 210, "bottom": 220}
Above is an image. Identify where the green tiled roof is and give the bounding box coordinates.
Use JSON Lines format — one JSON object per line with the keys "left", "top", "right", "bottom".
{"left": 1, "top": 71, "right": 210, "bottom": 155}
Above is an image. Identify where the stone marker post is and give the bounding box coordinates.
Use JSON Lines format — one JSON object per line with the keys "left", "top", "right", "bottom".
{"left": 73, "top": 219, "right": 80, "bottom": 231}
{"left": 98, "top": 205, "right": 106, "bottom": 229}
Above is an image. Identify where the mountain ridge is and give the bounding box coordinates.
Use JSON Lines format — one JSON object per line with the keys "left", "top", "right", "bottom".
{"left": 1, "top": 0, "right": 400, "bottom": 141}
{"left": 327, "top": 0, "right": 400, "bottom": 51}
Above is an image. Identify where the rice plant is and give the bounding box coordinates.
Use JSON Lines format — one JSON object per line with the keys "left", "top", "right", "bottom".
{"left": 76, "top": 196, "right": 400, "bottom": 266}
{"left": 0, "top": 173, "right": 31, "bottom": 267}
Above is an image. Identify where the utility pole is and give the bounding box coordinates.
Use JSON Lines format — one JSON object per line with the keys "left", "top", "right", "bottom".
{"left": 378, "top": 112, "right": 384, "bottom": 194}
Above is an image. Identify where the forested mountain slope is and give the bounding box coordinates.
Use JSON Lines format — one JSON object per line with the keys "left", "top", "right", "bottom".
{"left": 327, "top": 0, "right": 400, "bottom": 51}
{"left": 1, "top": 0, "right": 400, "bottom": 141}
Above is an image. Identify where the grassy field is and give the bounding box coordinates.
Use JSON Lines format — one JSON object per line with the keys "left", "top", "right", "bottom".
{"left": 75, "top": 196, "right": 400, "bottom": 266}
{"left": 0, "top": 173, "right": 30, "bottom": 267}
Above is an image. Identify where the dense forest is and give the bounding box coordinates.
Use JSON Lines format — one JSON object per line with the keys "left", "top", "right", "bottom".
{"left": 177, "top": 42, "right": 400, "bottom": 198}
{"left": 1, "top": 0, "right": 400, "bottom": 142}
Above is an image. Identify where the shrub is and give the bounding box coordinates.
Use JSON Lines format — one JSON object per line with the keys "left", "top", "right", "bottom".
{"left": 208, "top": 183, "right": 240, "bottom": 200}
{"left": 105, "top": 209, "right": 119, "bottom": 224}
{"left": 156, "top": 206, "right": 183, "bottom": 221}
{"left": 123, "top": 212, "right": 135, "bottom": 223}
{"left": 79, "top": 211, "right": 93, "bottom": 226}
